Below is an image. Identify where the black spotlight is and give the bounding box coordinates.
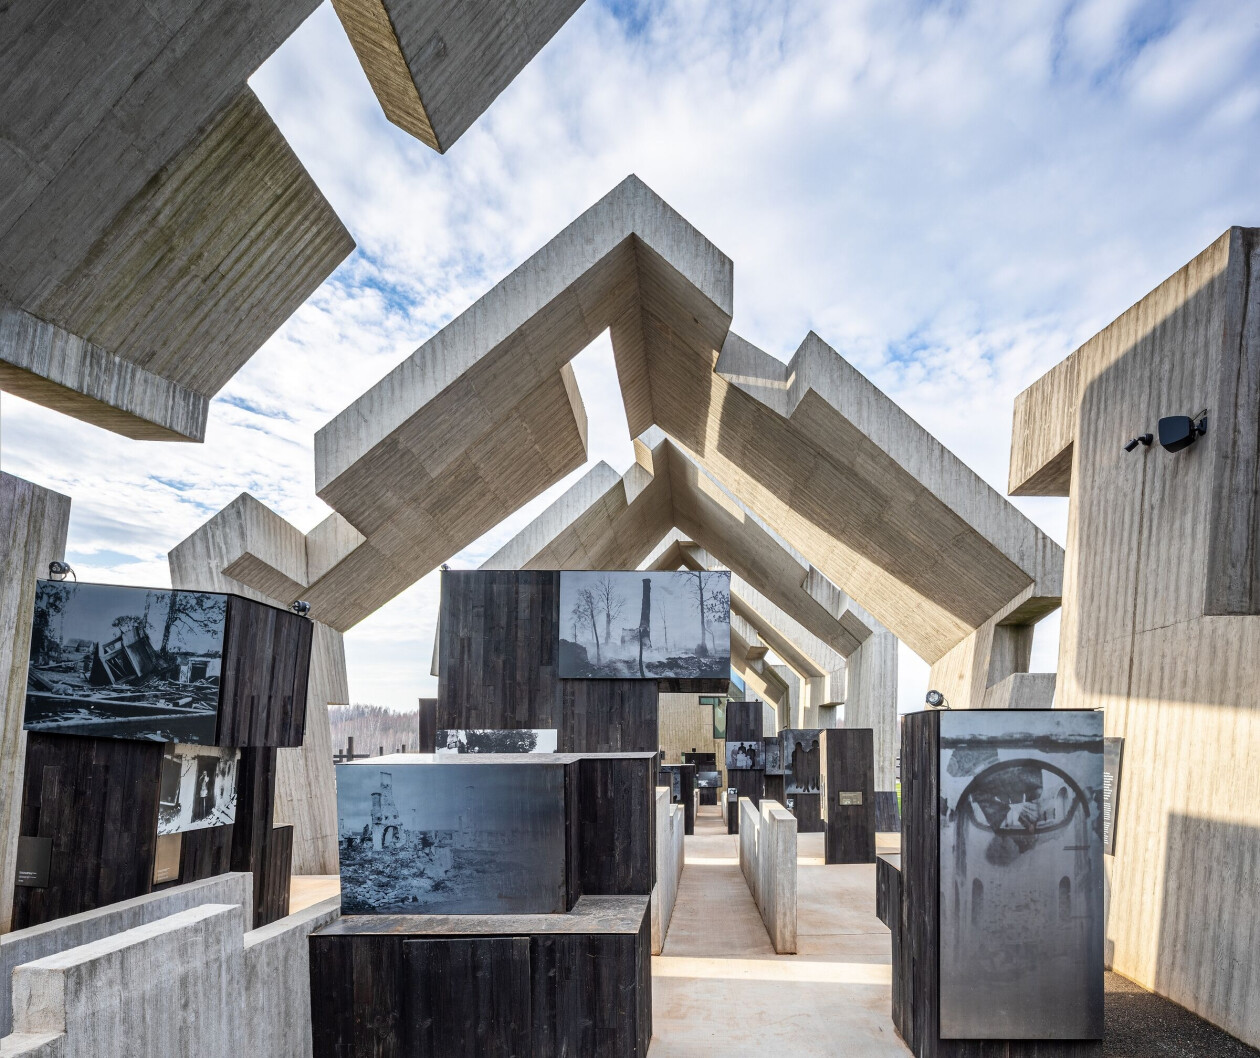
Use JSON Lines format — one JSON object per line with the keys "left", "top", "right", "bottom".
{"left": 291, "top": 600, "right": 311, "bottom": 617}
{"left": 925, "top": 689, "right": 948, "bottom": 709}
{"left": 1158, "top": 414, "right": 1207, "bottom": 453}
{"left": 48, "top": 560, "right": 75, "bottom": 582}
{"left": 1123, "top": 433, "right": 1152, "bottom": 453}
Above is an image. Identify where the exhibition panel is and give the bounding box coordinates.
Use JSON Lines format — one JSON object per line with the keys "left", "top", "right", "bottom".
{"left": 820, "top": 728, "right": 876, "bottom": 865}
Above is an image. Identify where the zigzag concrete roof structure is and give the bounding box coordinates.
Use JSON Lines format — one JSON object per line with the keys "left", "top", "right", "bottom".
{"left": 0, "top": 0, "right": 588, "bottom": 441}
{"left": 312, "top": 175, "right": 1063, "bottom": 684}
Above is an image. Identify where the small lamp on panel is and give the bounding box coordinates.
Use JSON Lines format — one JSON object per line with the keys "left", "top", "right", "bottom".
{"left": 48, "top": 561, "right": 75, "bottom": 582}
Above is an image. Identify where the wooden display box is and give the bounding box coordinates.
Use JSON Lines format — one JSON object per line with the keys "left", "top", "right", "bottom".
{"left": 890, "top": 710, "right": 1103, "bottom": 1057}
{"left": 310, "top": 897, "right": 651, "bottom": 1058}
{"left": 657, "top": 764, "right": 695, "bottom": 834}
{"left": 820, "top": 728, "right": 875, "bottom": 864}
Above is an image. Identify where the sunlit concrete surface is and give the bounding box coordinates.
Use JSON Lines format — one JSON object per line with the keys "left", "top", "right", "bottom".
{"left": 650, "top": 807, "right": 909, "bottom": 1056}
{"left": 289, "top": 876, "right": 340, "bottom": 915}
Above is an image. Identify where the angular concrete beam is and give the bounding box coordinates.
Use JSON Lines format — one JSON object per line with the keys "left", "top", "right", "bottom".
{"left": 332, "top": 0, "right": 586, "bottom": 152}
{"left": 323, "top": 175, "right": 1061, "bottom": 662}
{"left": 1, "top": 8, "right": 353, "bottom": 440}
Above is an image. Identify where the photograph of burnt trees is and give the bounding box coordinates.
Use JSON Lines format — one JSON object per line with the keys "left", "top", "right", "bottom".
{"left": 559, "top": 571, "right": 731, "bottom": 679}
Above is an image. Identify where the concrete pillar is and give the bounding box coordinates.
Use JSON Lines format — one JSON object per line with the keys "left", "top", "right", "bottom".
{"left": 0, "top": 474, "right": 71, "bottom": 934}
{"left": 843, "top": 626, "right": 898, "bottom": 792}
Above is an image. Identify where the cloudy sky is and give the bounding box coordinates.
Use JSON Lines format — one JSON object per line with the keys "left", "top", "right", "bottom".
{"left": 3, "top": 0, "right": 1258, "bottom": 712}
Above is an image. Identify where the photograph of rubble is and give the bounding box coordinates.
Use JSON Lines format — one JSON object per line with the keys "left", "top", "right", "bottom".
{"left": 336, "top": 759, "right": 568, "bottom": 915}
{"left": 24, "top": 581, "right": 226, "bottom": 744}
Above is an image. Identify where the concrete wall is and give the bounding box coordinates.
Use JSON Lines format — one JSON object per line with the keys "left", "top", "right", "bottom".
{"left": 1009, "top": 227, "right": 1260, "bottom": 1047}
{"left": 0, "top": 877, "right": 338, "bottom": 1058}
{"left": 0, "top": 874, "right": 252, "bottom": 1037}
{"left": 737, "top": 797, "right": 797, "bottom": 954}
{"left": 844, "top": 626, "right": 899, "bottom": 790}
{"left": 0, "top": 475, "right": 71, "bottom": 935}
{"left": 651, "top": 788, "right": 685, "bottom": 955}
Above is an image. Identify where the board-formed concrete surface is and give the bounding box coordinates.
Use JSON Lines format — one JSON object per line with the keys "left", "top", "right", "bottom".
{"left": 332, "top": 0, "right": 586, "bottom": 151}
{"left": 1008, "top": 227, "right": 1260, "bottom": 1049}
{"left": 0, "top": 475, "right": 70, "bottom": 935}
{"left": 0, "top": 4, "right": 353, "bottom": 440}
{"left": 316, "top": 176, "right": 1062, "bottom": 693}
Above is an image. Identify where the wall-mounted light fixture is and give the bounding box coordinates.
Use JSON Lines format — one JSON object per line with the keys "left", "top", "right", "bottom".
{"left": 47, "top": 561, "right": 75, "bottom": 582}
{"left": 291, "top": 600, "right": 311, "bottom": 617}
{"left": 1123, "top": 433, "right": 1153, "bottom": 453}
{"left": 925, "top": 689, "right": 949, "bottom": 709}
{"left": 1158, "top": 414, "right": 1207, "bottom": 453}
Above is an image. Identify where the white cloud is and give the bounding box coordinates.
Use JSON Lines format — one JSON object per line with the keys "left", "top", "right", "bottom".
{"left": 4, "top": 0, "right": 1257, "bottom": 709}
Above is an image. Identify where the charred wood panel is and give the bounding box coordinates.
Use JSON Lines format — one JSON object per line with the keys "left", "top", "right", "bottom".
{"left": 728, "top": 768, "right": 763, "bottom": 810}
{"left": 560, "top": 679, "right": 658, "bottom": 753}
{"left": 230, "top": 745, "right": 285, "bottom": 927}
{"left": 788, "top": 792, "right": 823, "bottom": 833}
{"left": 763, "top": 774, "right": 785, "bottom": 807}
{"left": 258, "top": 824, "right": 293, "bottom": 925}
{"left": 576, "top": 756, "right": 654, "bottom": 896}
{"left": 417, "top": 697, "right": 437, "bottom": 752}
{"left": 217, "top": 596, "right": 311, "bottom": 748}
{"left": 179, "top": 823, "right": 234, "bottom": 884}
{"left": 309, "top": 932, "right": 405, "bottom": 1058}
{"left": 821, "top": 728, "right": 876, "bottom": 864}
{"left": 405, "top": 937, "right": 531, "bottom": 1057}
{"left": 725, "top": 700, "right": 762, "bottom": 742}
{"left": 12, "top": 734, "right": 163, "bottom": 929}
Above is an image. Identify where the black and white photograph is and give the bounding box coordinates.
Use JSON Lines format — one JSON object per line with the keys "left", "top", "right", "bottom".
{"left": 762, "top": 736, "right": 783, "bottom": 775}
{"left": 435, "top": 729, "right": 558, "bottom": 754}
{"left": 726, "top": 739, "right": 761, "bottom": 770}
{"left": 558, "top": 570, "right": 731, "bottom": 679}
{"left": 695, "top": 771, "right": 723, "bottom": 789}
{"left": 658, "top": 766, "right": 682, "bottom": 800}
{"left": 24, "top": 581, "right": 226, "bottom": 744}
{"left": 336, "top": 760, "right": 568, "bottom": 915}
{"left": 158, "top": 744, "right": 238, "bottom": 835}
{"left": 939, "top": 710, "right": 1104, "bottom": 1040}
{"left": 784, "top": 729, "right": 821, "bottom": 793}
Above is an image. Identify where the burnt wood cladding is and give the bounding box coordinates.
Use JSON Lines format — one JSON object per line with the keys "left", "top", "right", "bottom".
{"left": 12, "top": 734, "right": 163, "bottom": 929}
{"left": 725, "top": 700, "right": 763, "bottom": 811}
{"left": 875, "top": 790, "right": 902, "bottom": 833}
{"left": 789, "top": 793, "right": 823, "bottom": 833}
{"left": 417, "top": 698, "right": 437, "bottom": 753}
{"left": 575, "top": 755, "right": 655, "bottom": 896}
{"left": 216, "top": 595, "right": 311, "bottom": 747}
{"left": 893, "top": 712, "right": 1102, "bottom": 1058}
{"left": 230, "top": 746, "right": 291, "bottom": 927}
{"left": 821, "top": 728, "right": 876, "bottom": 864}
{"left": 763, "top": 773, "right": 785, "bottom": 807}
{"left": 309, "top": 899, "right": 651, "bottom": 1058}
{"left": 177, "top": 823, "right": 234, "bottom": 884}
{"left": 657, "top": 764, "right": 695, "bottom": 834}
{"left": 436, "top": 571, "right": 693, "bottom": 754}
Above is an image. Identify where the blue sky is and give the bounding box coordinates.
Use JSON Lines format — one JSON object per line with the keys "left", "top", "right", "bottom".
{"left": 2, "top": 0, "right": 1258, "bottom": 711}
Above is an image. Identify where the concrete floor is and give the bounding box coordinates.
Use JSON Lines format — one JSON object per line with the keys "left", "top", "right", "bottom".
{"left": 649, "top": 805, "right": 910, "bottom": 1056}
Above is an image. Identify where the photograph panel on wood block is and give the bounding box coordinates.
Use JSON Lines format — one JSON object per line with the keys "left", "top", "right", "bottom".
{"left": 24, "top": 580, "right": 225, "bottom": 743}
{"left": 725, "top": 739, "right": 761, "bottom": 770}
{"left": 336, "top": 759, "right": 568, "bottom": 915}
{"left": 559, "top": 571, "right": 731, "bottom": 679}
{"left": 783, "top": 729, "right": 821, "bottom": 793}
{"left": 158, "top": 744, "right": 238, "bottom": 835}
{"left": 436, "top": 729, "right": 558, "bottom": 754}
{"left": 939, "top": 710, "right": 1104, "bottom": 1040}
{"left": 695, "top": 771, "right": 723, "bottom": 789}
{"left": 762, "top": 736, "right": 783, "bottom": 774}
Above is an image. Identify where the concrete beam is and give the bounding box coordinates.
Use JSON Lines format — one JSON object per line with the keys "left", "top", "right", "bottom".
{"left": 1, "top": 8, "right": 353, "bottom": 440}
{"left": 0, "top": 475, "right": 71, "bottom": 934}
{"left": 332, "top": 0, "right": 586, "bottom": 152}
{"left": 322, "top": 175, "right": 1061, "bottom": 663}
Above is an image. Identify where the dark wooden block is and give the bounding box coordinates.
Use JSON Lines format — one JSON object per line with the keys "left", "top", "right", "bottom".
{"left": 576, "top": 755, "right": 655, "bottom": 896}
{"left": 12, "top": 733, "right": 163, "bottom": 929}
{"left": 657, "top": 764, "right": 695, "bottom": 834}
{"left": 217, "top": 595, "right": 311, "bottom": 748}
{"left": 787, "top": 792, "right": 823, "bottom": 833}
{"left": 309, "top": 898, "right": 650, "bottom": 1058}
{"left": 178, "top": 823, "right": 234, "bottom": 885}
{"left": 725, "top": 699, "right": 763, "bottom": 742}
{"left": 405, "top": 937, "right": 531, "bottom": 1057}
{"left": 876, "top": 853, "right": 899, "bottom": 929}
{"left": 417, "top": 697, "right": 437, "bottom": 752}
{"left": 875, "top": 790, "right": 902, "bottom": 832}
{"left": 230, "top": 745, "right": 285, "bottom": 927}
{"left": 897, "top": 712, "right": 1102, "bottom": 1058}
{"left": 728, "top": 768, "right": 763, "bottom": 810}
{"left": 821, "top": 728, "right": 876, "bottom": 864}
{"left": 560, "top": 679, "right": 658, "bottom": 753}
{"left": 258, "top": 824, "right": 293, "bottom": 925}
{"left": 763, "top": 773, "right": 785, "bottom": 806}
